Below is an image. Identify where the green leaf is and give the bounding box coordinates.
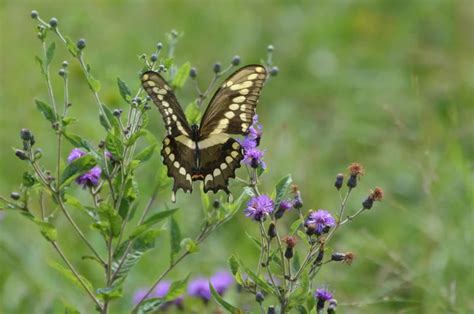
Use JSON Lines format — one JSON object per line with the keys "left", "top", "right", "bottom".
{"left": 171, "top": 62, "right": 191, "bottom": 89}
{"left": 162, "top": 57, "right": 174, "bottom": 70}
{"left": 60, "top": 155, "right": 97, "bottom": 187}
{"left": 34, "top": 219, "right": 57, "bottom": 241}
{"left": 35, "top": 55, "right": 45, "bottom": 77}
{"left": 64, "top": 36, "right": 79, "bottom": 57}
{"left": 64, "top": 304, "right": 81, "bottom": 314}
{"left": 100, "top": 104, "right": 119, "bottom": 133}
{"left": 240, "top": 261, "right": 274, "bottom": 295}
{"left": 117, "top": 77, "right": 132, "bottom": 102}
{"left": 210, "top": 282, "right": 243, "bottom": 314}
{"left": 22, "top": 171, "right": 37, "bottom": 187}
{"left": 129, "top": 208, "right": 178, "bottom": 240}
{"left": 105, "top": 133, "right": 124, "bottom": 160}
{"left": 126, "top": 130, "right": 147, "bottom": 146}
{"left": 45, "top": 41, "right": 55, "bottom": 66}
{"left": 50, "top": 261, "right": 93, "bottom": 292}
{"left": 134, "top": 144, "right": 156, "bottom": 163}
{"left": 35, "top": 99, "right": 56, "bottom": 123}
{"left": 180, "top": 238, "right": 199, "bottom": 253}
{"left": 169, "top": 216, "right": 181, "bottom": 263}
{"left": 62, "top": 132, "right": 94, "bottom": 151}
{"left": 274, "top": 174, "right": 292, "bottom": 208}
{"left": 136, "top": 298, "right": 165, "bottom": 314}
{"left": 96, "top": 278, "right": 124, "bottom": 300}
{"left": 112, "top": 229, "right": 162, "bottom": 284}
{"left": 87, "top": 74, "right": 101, "bottom": 92}
{"left": 292, "top": 250, "right": 301, "bottom": 273}
{"left": 228, "top": 255, "right": 239, "bottom": 276}
{"left": 65, "top": 195, "right": 98, "bottom": 220}
{"left": 289, "top": 271, "right": 310, "bottom": 307}
{"left": 96, "top": 203, "right": 122, "bottom": 238}
{"left": 165, "top": 275, "right": 189, "bottom": 301}
{"left": 185, "top": 101, "right": 201, "bottom": 125}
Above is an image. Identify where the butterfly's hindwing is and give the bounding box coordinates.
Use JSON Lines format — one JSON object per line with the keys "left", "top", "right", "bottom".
{"left": 199, "top": 65, "right": 267, "bottom": 137}
{"left": 161, "top": 135, "right": 194, "bottom": 194}
{"left": 198, "top": 137, "right": 243, "bottom": 193}
{"left": 141, "top": 71, "right": 192, "bottom": 137}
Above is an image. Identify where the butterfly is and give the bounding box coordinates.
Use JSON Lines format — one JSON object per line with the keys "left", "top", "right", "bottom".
{"left": 141, "top": 64, "right": 267, "bottom": 202}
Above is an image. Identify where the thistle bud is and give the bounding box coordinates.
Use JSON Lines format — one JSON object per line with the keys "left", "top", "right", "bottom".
{"left": 58, "top": 68, "right": 66, "bottom": 77}
{"left": 334, "top": 173, "right": 344, "bottom": 190}
{"left": 150, "top": 53, "right": 158, "bottom": 62}
{"left": 30, "top": 10, "right": 39, "bottom": 19}
{"left": 269, "top": 66, "right": 279, "bottom": 76}
{"left": 267, "top": 222, "right": 276, "bottom": 239}
{"left": 171, "top": 29, "right": 179, "bottom": 38}
{"left": 347, "top": 163, "right": 364, "bottom": 188}
{"left": 156, "top": 42, "right": 163, "bottom": 50}
{"left": 327, "top": 299, "right": 337, "bottom": 314}
{"left": 15, "top": 149, "right": 28, "bottom": 160}
{"left": 62, "top": 61, "right": 68, "bottom": 68}
{"left": 10, "top": 192, "right": 20, "bottom": 200}
{"left": 158, "top": 64, "right": 165, "bottom": 72}
{"left": 231, "top": 55, "right": 241, "bottom": 66}
{"left": 331, "top": 252, "right": 345, "bottom": 262}
{"left": 20, "top": 129, "right": 33, "bottom": 141}
{"left": 267, "top": 306, "right": 276, "bottom": 314}
{"left": 283, "top": 235, "right": 297, "bottom": 259}
{"left": 76, "top": 38, "right": 86, "bottom": 50}
{"left": 189, "top": 67, "right": 197, "bottom": 78}
{"left": 212, "top": 199, "right": 220, "bottom": 209}
{"left": 255, "top": 291, "right": 264, "bottom": 303}
{"left": 98, "top": 140, "right": 105, "bottom": 149}
{"left": 113, "top": 109, "right": 122, "bottom": 117}
{"left": 49, "top": 17, "right": 58, "bottom": 28}
{"left": 267, "top": 45, "right": 274, "bottom": 52}
{"left": 213, "top": 62, "right": 221, "bottom": 73}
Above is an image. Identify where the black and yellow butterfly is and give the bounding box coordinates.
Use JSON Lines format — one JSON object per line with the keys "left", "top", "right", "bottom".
{"left": 141, "top": 64, "right": 267, "bottom": 202}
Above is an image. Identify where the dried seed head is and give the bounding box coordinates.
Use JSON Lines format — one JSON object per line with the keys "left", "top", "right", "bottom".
{"left": 283, "top": 235, "right": 297, "bottom": 249}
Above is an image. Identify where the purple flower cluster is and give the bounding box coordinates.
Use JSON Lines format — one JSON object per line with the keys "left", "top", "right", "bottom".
{"left": 132, "top": 280, "right": 183, "bottom": 307}
{"left": 315, "top": 287, "right": 334, "bottom": 311}
{"left": 188, "top": 270, "right": 234, "bottom": 301}
{"left": 133, "top": 271, "right": 234, "bottom": 307}
{"left": 241, "top": 115, "right": 266, "bottom": 169}
{"left": 305, "top": 209, "right": 336, "bottom": 235}
{"left": 67, "top": 148, "right": 101, "bottom": 188}
{"left": 244, "top": 195, "right": 274, "bottom": 221}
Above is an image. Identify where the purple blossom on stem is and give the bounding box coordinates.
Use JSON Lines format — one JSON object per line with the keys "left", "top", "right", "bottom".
{"left": 244, "top": 195, "right": 274, "bottom": 221}
{"left": 305, "top": 209, "right": 336, "bottom": 235}
{"left": 67, "top": 148, "right": 101, "bottom": 188}
{"left": 248, "top": 114, "right": 263, "bottom": 145}
{"left": 188, "top": 277, "right": 211, "bottom": 301}
{"left": 315, "top": 288, "right": 333, "bottom": 311}
{"left": 132, "top": 289, "right": 148, "bottom": 305}
{"left": 243, "top": 147, "right": 266, "bottom": 169}
{"left": 210, "top": 271, "right": 233, "bottom": 295}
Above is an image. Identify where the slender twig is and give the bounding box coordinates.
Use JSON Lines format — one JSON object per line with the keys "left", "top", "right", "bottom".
{"left": 51, "top": 241, "right": 103, "bottom": 310}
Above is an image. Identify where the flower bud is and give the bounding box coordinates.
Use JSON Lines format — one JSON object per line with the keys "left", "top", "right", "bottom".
{"left": 10, "top": 192, "right": 21, "bottom": 200}
{"left": 269, "top": 66, "right": 279, "bottom": 76}
{"left": 293, "top": 191, "right": 303, "bottom": 209}
{"left": 189, "top": 67, "right": 197, "bottom": 78}
{"left": 212, "top": 199, "right": 220, "bottom": 209}
{"left": 156, "top": 42, "right": 163, "bottom": 50}
{"left": 327, "top": 299, "right": 337, "bottom": 314}
{"left": 334, "top": 173, "right": 344, "bottom": 190}
{"left": 20, "top": 129, "right": 33, "bottom": 141}
{"left": 331, "top": 252, "right": 345, "bottom": 262}
{"left": 76, "top": 38, "right": 86, "bottom": 50}
{"left": 267, "top": 222, "right": 276, "bottom": 239}
{"left": 171, "top": 29, "right": 179, "bottom": 38}
{"left": 58, "top": 68, "right": 66, "bottom": 77}
{"left": 98, "top": 140, "right": 105, "bottom": 149}
{"left": 284, "top": 247, "right": 293, "bottom": 259}
{"left": 267, "top": 45, "right": 274, "bottom": 52}
{"left": 113, "top": 109, "right": 122, "bottom": 117}
{"left": 150, "top": 53, "right": 158, "bottom": 62}
{"left": 15, "top": 149, "right": 28, "bottom": 160}
{"left": 362, "top": 197, "right": 374, "bottom": 209}
{"left": 267, "top": 306, "right": 276, "bottom": 314}
{"left": 231, "top": 55, "right": 241, "bottom": 66}
{"left": 213, "top": 62, "right": 221, "bottom": 73}
{"left": 158, "top": 64, "right": 165, "bottom": 72}
{"left": 49, "top": 17, "right": 58, "bottom": 28}
{"left": 30, "top": 10, "right": 39, "bottom": 19}
{"left": 62, "top": 61, "right": 68, "bottom": 68}
{"left": 255, "top": 291, "right": 264, "bottom": 303}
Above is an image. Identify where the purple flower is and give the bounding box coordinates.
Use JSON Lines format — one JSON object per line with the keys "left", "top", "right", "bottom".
{"left": 188, "top": 277, "right": 211, "bottom": 301}
{"left": 274, "top": 199, "right": 294, "bottom": 219}
{"left": 239, "top": 137, "right": 257, "bottom": 150}
{"left": 315, "top": 288, "right": 333, "bottom": 311}
{"left": 210, "top": 271, "right": 233, "bottom": 295}
{"left": 305, "top": 210, "right": 336, "bottom": 235}
{"left": 244, "top": 195, "right": 274, "bottom": 221}
{"left": 76, "top": 166, "right": 101, "bottom": 187}
{"left": 242, "top": 147, "right": 266, "bottom": 169}
{"left": 67, "top": 148, "right": 101, "bottom": 188}
{"left": 67, "top": 148, "right": 86, "bottom": 163}
{"left": 132, "top": 289, "right": 149, "bottom": 305}
{"left": 248, "top": 115, "right": 263, "bottom": 145}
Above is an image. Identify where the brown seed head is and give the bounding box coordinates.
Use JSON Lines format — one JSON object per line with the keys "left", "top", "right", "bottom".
{"left": 348, "top": 162, "right": 364, "bottom": 177}
{"left": 370, "top": 187, "right": 384, "bottom": 201}
{"left": 343, "top": 252, "right": 355, "bottom": 265}
{"left": 283, "top": 235, "right": 298, "bottom": 248}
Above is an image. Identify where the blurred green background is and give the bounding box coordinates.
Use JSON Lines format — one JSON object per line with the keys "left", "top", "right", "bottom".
{"left": 0, "top": 0, "right": 472, "bottom": 313}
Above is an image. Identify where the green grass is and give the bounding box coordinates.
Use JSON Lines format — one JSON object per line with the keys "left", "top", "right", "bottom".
{"left": 0, "top": 1, "right": 472, "bottom": 313}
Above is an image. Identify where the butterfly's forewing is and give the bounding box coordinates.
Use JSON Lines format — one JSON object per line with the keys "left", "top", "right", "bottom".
{"left": 198, "top": 65, "right": 267, "bottom": 138}
{"left": 141, "top": 71, "right": 192, "bottom": 137}
{"left": 198, "top": 136, "right": 243, "bottom": 194}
